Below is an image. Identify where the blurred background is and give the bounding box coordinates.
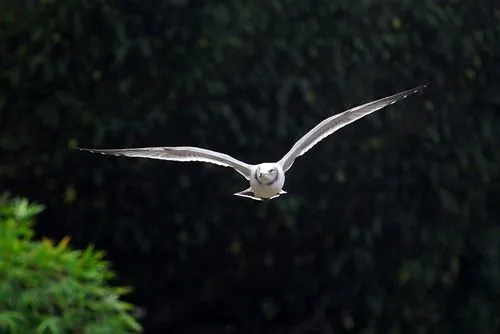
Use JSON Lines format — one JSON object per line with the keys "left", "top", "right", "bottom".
{"left": 1, "top": 0, "right": 500, "bottom": 333}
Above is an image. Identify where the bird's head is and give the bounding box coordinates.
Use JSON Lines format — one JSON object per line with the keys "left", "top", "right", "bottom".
{"left": 255, "top": 163, "right": 280, "bottom": 185}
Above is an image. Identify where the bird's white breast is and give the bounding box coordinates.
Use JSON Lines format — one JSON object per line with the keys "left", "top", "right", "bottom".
{"left": 249, "top": 163, "right": 285, "bottom": 199}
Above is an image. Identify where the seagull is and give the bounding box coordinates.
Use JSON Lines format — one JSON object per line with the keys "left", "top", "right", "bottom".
{"left": 78, "top": 84, "right": 427, "bottom": 201}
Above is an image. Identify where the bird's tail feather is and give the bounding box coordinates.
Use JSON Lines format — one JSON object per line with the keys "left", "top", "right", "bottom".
{"left": 233, "top": 188, "right": 287, "bottom": 201}
{"left": 233, "top": 188, "right": 262, "bottom": 201}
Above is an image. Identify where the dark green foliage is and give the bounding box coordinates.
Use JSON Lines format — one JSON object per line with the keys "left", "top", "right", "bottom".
{"left": 1, "top": 0, "right": 500, "bottom": 333}
{"left": 0, "top": 193, "right": 142, "bottom": 333}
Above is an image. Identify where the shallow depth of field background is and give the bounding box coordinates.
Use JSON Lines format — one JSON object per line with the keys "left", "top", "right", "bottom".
{"left": 1, "top": 0, "right": 500, "bottom": 333}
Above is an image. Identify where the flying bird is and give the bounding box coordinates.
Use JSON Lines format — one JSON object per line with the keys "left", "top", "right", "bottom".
{"left": 78, "top": 84, "right": 427, "bottom": 201}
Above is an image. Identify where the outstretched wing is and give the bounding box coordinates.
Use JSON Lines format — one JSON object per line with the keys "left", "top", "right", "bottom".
{"left": 278, "top": 84, "right": 428, "bottom": 172}
{"left": 78, "top": 146, "right": 253, "bottom": 179}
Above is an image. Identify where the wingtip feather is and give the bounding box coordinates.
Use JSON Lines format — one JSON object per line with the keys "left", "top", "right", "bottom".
{"left": 416, "top": 82, "right": 430, "bottom": 92}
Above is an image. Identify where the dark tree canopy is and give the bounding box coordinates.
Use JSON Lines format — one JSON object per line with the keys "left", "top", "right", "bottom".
{"left": 1, "top": 0, "right": 499, "bottom": 333}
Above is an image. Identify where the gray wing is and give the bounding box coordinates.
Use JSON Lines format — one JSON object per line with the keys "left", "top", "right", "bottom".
{"left": 78, "top": 146, "right": 253, "bottom": 180}
{"left": 278, "top": 84, "right": 428, "bottom": 172}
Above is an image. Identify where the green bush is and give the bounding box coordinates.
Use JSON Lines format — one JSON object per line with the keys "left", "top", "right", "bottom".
{"left": 0, "top": 193, "right": 141, "bottom": 333}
